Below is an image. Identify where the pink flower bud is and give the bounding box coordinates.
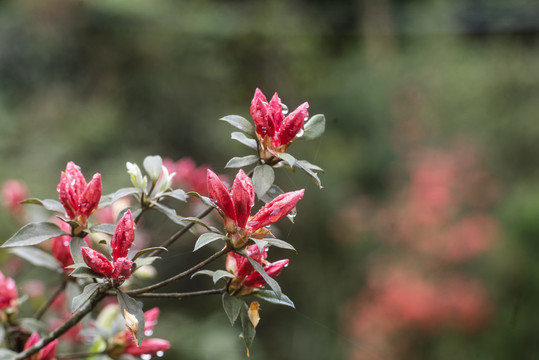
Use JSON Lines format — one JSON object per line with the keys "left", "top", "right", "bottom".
{"left": 250, "top": 88, "right": 273, "bottom": 138}
{"left": 24, "top": 333, "right": 58, "bottom": 360}
{"left": 0, "top": 271, "right": 18, "bottom": 310}
{"left": 274, "top": 101, "right": 308, "bottom": 147}
{"left": 247, "top": 189, "right": 305, "bottom": 231}
{"left": 111, "top": 210, "right": 135, "bottom": 261}
{"left": 244, "top": 259, "right": 289, "bottom": 288}
{"left": 231, "top": 169, "right": 255, "bottom": 229}
{"left": 207, "top": 169, "right": 236, "bottom": 225}
{"left": 112, "top": 257, "right": 133, "bottom": 281}
{"left": 81, "top": 247, "right": 114, "bottom": 278}
{"left": 57, "top": 162, "right": 102, "bottom": 225}
{"left": 143, "top": 307, "right": 160, "bottom": 332}
{"left": 1, "top": 179, "right": 27, "bottom": 213}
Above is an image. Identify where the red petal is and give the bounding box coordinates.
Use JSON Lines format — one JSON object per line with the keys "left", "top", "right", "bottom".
{"left": 268, "top": 92, "right": 284, "bottom": 135}
{"left": 247, "top": 189, "right": 305, "bottom": 231}
{"left": 39, "top": 339, "right": 58, "bottom": 360}
{"left": 207, "top": 169, "right": 236, "bottom": 222}
{"left": 112, "top": 257, "right": 133, "bottom": 280}
{"left": 24, "top": 332, "right": 40, "bottom": 350}
{"left": 144, "top": 307, "right": 160, "bottom": 332}
{"left": 275, "top": 102, "right": 308, "bottom": 146}
{"left": 79, "top": 173, "right": 102, "bottom": 218}
{"left": 250, "top": 88, "right": 274, "bottom": 138}
{"left": 244, "top": 259, "right": 289, "bottom": 288}
{"left": 81, "top": 247, "right": 114, "bottom": 277}
{"left": 111, "top": 210, "right": 135, "bottom": 261}
{"left": 231, "top": 169, "right": 254, "bottom": 229}
{"left": 125, "top": 338, "right": 171, "bottom": 356}
{"left": 52, "top": 235, "right": 74, "bottom": 269}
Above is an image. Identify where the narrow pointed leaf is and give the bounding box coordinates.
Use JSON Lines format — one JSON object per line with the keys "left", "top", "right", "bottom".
{"left": 69, "top": 266, "right": 102, "bottom": 279}
{"left": 2, "top": 222, "right": 68, "bottom": 248}
{"left": 161, "top": 189, "right": 188, "bottom": 202}
{"left": 261, "top": 238, "right": 296, "bottom": 252}
{"left": 252, "top": 289, "right": 295, "bottom": 308}
{"left": 72, "top": 283, "right": 101, "bottom": 312}
{"left": 220, "top": 115, "right": 256, "bottom": 136}
{"left": 222, "top": 293, "right": 243, "bottom": 326}
{"left": 240, "top": 304, "right": 256, "bottom": 353}
{"left": 297, "top": 159, "right": 325, "bottom": 173}
{"left": 295, "top": 160, "right": 323, "bottom": 188}
{"left": 194, "top": 233, "right": 226, "bottom": 252}
{"left": 252, "top": 165, "right": 275, "bottom": 199}
{"left": 247, "top": 256, "right": 282, "bottom": 299}
{"left": 116, "top": 289, "right": 145, "bottom": 347}
{"left": 186, "top": 192, "right": 217, "bottom": 208}
{"left": 191, "top": 269, "right": 216, "bottom": 279}
{"left": 213, "top": 270, "right": 234, "bottom": 284}
{"left": 231, "top": 132, "right": 258, "bottom": 151}
{"left": 99, "top": 187, "right": 141, "bottom": 208}
{"left": 301, "top": 114, "right": 326, "bottom": 140}
{"left": 132, "top": 247, "right": 168, "bottom": 261}
{"left": 225, "top": 155, "right": 259, "bottom": 169}
{"left": 21, "top": 198, "right": 65, "bottom": 213}
{"left": 278, "top": 153, "right": 296, "bottom": 168}
{"left": 133, "top": 256, "right": 160, "bottom": 270}
{"left": 89, "top": 223, "right": 116, "bottom": 235}
{"left": 0, "top": 349, "right": 17, "bottom": 359}
{"left": 9, "top": 247, "right": 61, "bottom": 271}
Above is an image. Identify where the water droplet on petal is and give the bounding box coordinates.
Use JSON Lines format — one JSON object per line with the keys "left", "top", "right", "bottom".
{"left": 157, "top": 351, "right": 164, "bottom": 357}
{"left": 141, "top": 354, "right": 152, "bottom": 360}
{"left": 144, "top": 329, "right": 153, "bottom": 336}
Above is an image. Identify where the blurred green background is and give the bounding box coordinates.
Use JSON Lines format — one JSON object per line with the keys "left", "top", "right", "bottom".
{"left": 2, "top": 0, "right": 539, "bottom": 359}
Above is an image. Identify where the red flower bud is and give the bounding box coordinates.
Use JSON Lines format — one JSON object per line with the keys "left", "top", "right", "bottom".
{"left": 112, "top": 257, "right": 133, "bottom": 281}
{"left": 247, "top": 189, "right": 305, "bottom": 231}
{"left": 207, "top": 169, "right": 236, "bottom": 223}
{"left": 57, "top": 162, "right": 102, "bottom": 225}
{"left": 111, "top": 210, "right": 135, "bottom": 261}
{"left": 231, "top": 169, "right": 255, "bottom": 229}
{"left": 0, "top": 271, "right": 18, "bottom": 310}
{"left": 250, "top": 88, "right": 273, "bottom": 138}
{"left": 81, "top": 247, "right": 114, "bottom": 278}
{"left": 24, "top": 333, "right": 58, "bottom": 360}
{"left": 244, "top": 259, "right": 289, "bottom": 288}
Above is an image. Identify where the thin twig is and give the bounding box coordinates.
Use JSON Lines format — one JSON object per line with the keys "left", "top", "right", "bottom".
{"left": 34, "top": 280, "right": 67, "bottom": 320}
{"left": 129, "top": 288, "right": 224, "bottom": 299}
{"left": 126, "top": 245, "right": 230, "bottom": 296}
{"left": 15, "top": 283, "right": 112, "bottom": 360}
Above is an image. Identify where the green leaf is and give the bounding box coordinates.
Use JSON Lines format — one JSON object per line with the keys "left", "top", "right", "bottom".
{"left": 19, "top": 318, "right": 48, "bottom": 333}
{"left": 191, "top": 269, "right": 215, "bottom": 279}
{"left": 252, "top": 165, "right": 275, "bottom": 199}
{"left": 161, "top": 188, "right": 188, "bottom": 202}
{"left": 151, "top": 201, "right": 183, "bottom": 222}
{"left": 194, "top": 232, "right": 226, "bottom": 252}
{"left": 252, "top": 289, "right": 295, "bottom": 308}
{"left": 222, "top": 293, "right": 243, "bottom": 326}
{"left": 220, "top": 115, "right": 256, "bottom": 136}
{"left": 246, "top": 256, "right": 282, "bottom": 299}
{"left": 260, "top": 184, "right": 285, "bottom": 204}
{"left": 261, "top": 238, "right": 296, "bottom": 252}
{"left": 278, "top": 152, "right": 296, "bottom": 168}
{"left": 89, "top": 223, "right": 116, "bottom": 235}
{"left": 0, "top": 324, "right": 5, "bottom": 345}
{"left": 132, "top": 247, "right": 168, "bottom": 261}
{"left": 297, "top": 159, "right": 325, "bottom": 173}
{"left": 2, "top": 222, "right": 68, "bottom": 248}
{"left": 70, "top": 237, "right": 89, "bottom": 264}
{"left": 0, "top": 349, "right": 17, "bottom": 359}
{"left": 21, "top": 198, "right": 65, "bottom": 213}
{"left": 240, "top": 304, "right": 256, "bottom": 353}
{"left": 231, "top": 132, "right": 258, "bottom": 151}
{"left": 116, "top": 289, "right": 145, "bottom": 346}
{"left": 301, "top": 114, "right": 326, "bottom": 140}
{"left": 99, "top": 187, "right": 141, "bottom": 208}
{"left": 187, "top": 191, "right": 216, "bottom": 207}
{"left": 133, "top": 256, "right": 160, "bottom": 270}
{"left": 69, "top": 266, "right": 102, "bottom": 279}
{"left": 295, "top": 160, "right": 323, "bottom": 189}
{"left": 213, "top": 270, "right": 234, "bottom": 284}
{"left": 143, "top": 155, "right": 163, "bottom": 182}
{"left": 225, "top": 155, "right": 259, "bottom": 168}
{"left": 72, "top": 283, "right": 101, "bottom": 312}
{"left": 9, "top": 247, "right": 61, "bottom": 271}
{"left": 181, "top": 217, "right": 217, "bottom": 232}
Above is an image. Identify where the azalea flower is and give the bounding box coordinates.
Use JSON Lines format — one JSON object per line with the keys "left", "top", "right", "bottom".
{"left": 207, "top": 169, "right": 304, "bottom": 248}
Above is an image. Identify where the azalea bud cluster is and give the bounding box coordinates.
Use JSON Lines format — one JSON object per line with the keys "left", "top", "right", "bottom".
{"left": 0, "top": 88, "right": 325, "bottom": 358}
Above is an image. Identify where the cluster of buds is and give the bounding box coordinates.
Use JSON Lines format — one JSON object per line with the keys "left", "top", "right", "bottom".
{"left": 226, "top": 245, "right": 288, "bottom": 296}
{"left": 250, "top": 88, "right": 309, "bottom": 161}
{"left": 81, "top": 210, "right": 135, "bottom": 283}
{"left": 57, "top": 161, "right": 102, "bottom": 230}
{"left": 107, "top": 307, "right": 170, "bottom": 358}
{"left": 207, "top": 169, "right": 304, "bottom": 249}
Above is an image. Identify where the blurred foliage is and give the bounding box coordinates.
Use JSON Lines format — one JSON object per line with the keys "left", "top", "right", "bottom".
{"left": 2, "top": 0, "right": 539, "bottom": 359}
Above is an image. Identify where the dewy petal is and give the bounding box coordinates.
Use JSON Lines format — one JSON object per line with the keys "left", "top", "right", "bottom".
{"left": 57, "top": 172, "right": 77, "bottom": 219}
{"left": 79, "top": 173, "right": 102, "bottom": 218}
{"left": 112, "top": 257, "right": 133, "bottom": 280}
{"left": 52, "top": 235, "right": 74, "bottom": 269}
{"left": 250, "top": 88, "right": 272, "bottom": 138}
{"left": 268, "top": 92, "right": 284, "bottom": 135}
{"left": 207, "top": 169, "right": 236, "bottom": 222}
{"left": 0, "top": 271, "right": 18, "bottom": 309}
{"left": 23, "top": 332, "right": 40, "bottom": 351}
{"left": 231, "top": 169, "right": 254, "bottom": 229}
{"left": 81, "top": 247, "right": 114, "bottom": 277}
{"left": 247, "top": 189, "right": 305, "bottom": 231}
{"left": 111, "top": 210, "right": 135, "bottom": 261}
{"left": 275, "top": 102, "right": 309, "bottom": 147}
{"left": 39, "top": 339, "right": 59, "bottom": 360}
{"left": 125, "top": 338, "right": 171, "bottom": 356}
